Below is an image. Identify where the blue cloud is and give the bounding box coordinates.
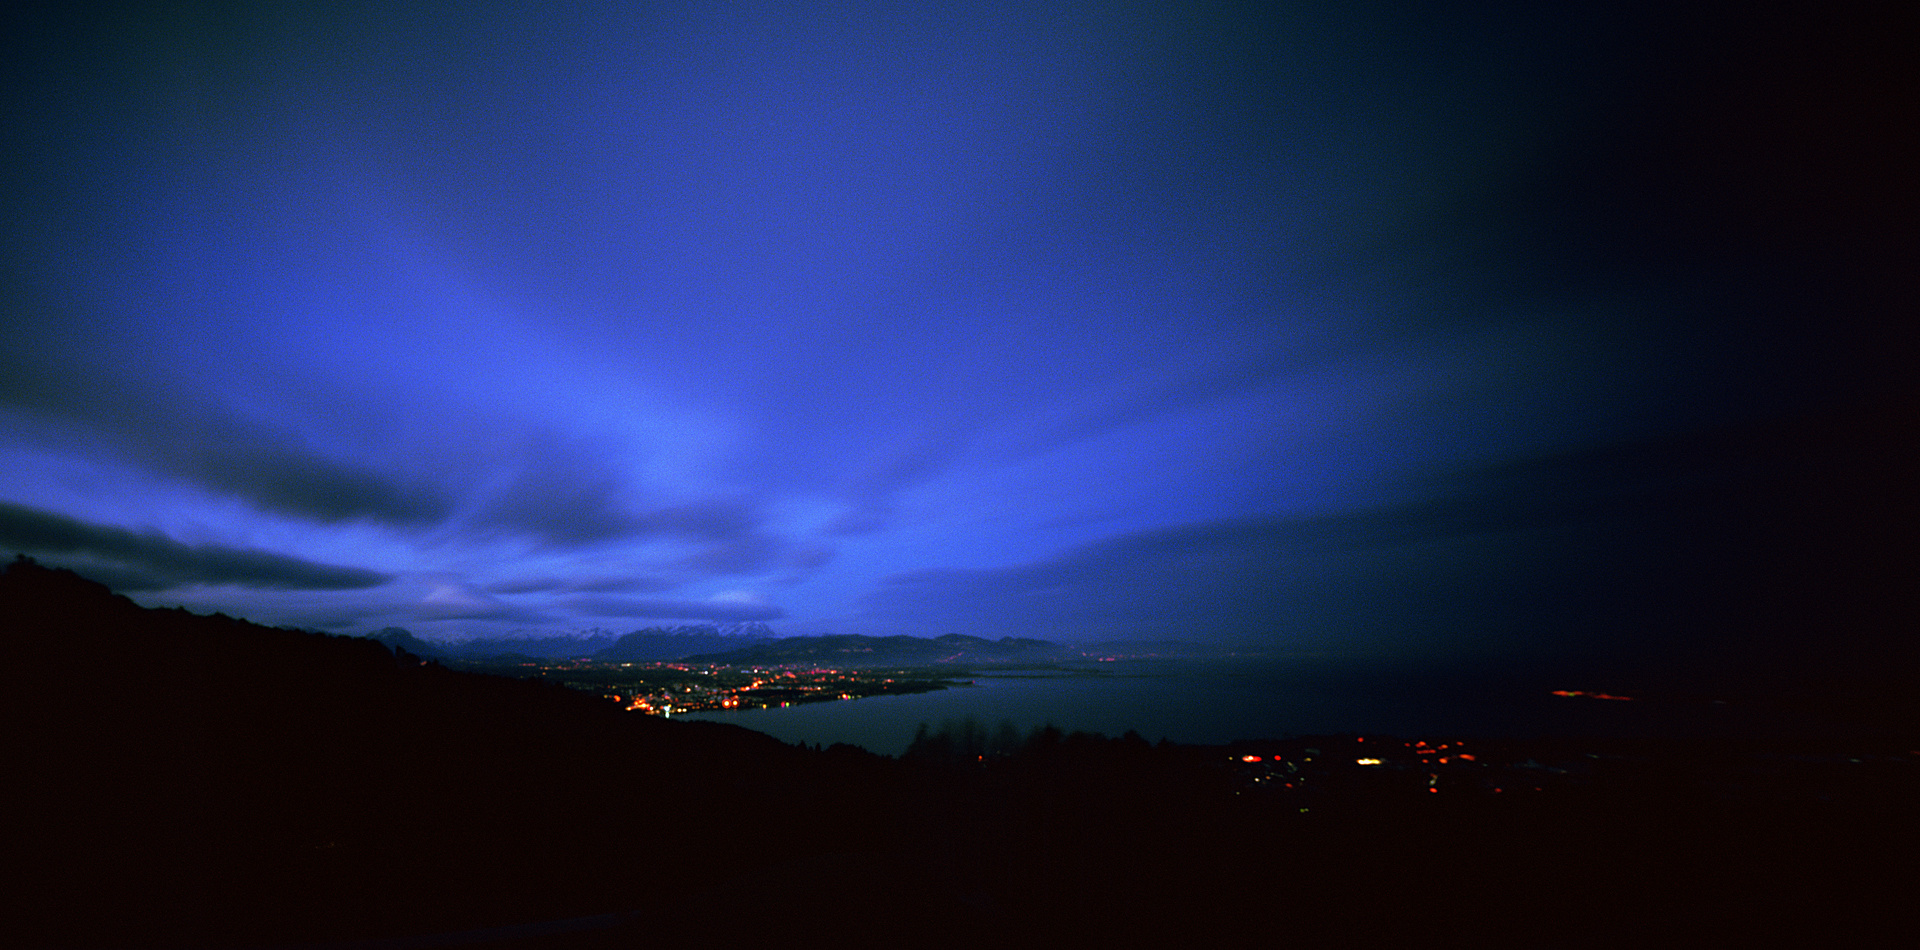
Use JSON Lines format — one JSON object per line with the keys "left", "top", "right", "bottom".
{"left": 0, "top": 500, "right": 392, "bottom": 591}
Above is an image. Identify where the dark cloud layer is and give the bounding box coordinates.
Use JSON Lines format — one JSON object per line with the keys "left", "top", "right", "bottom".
{"left": 863, "top": 398, "right": 1918, "bottom": 696}
{"left": 565, "top": 596, "right": 786, "bottom": 624}
{"left": 486, "top": 575, "right": 678, "bottom": 596}
{"left": 0, "top": 0, "right": 1910, "bottom": 694}
{"left": 0, "top": 335, "right": 451, "bottom": 528}
{"left": 1473, "top": 3, "right": 1915, "bottom": 409}
{"left": 457, "top": 433, "right": 773, "bottom": 551}
{"left": 860, "top": 511, "right": 1517, "bottom": 651}
{"left": 0, "top": 500, "right": 391, "bottom": 591}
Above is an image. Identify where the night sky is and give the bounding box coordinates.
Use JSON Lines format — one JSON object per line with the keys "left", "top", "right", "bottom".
{"left": 3, "top": 4, "right": 1912, "bottom": 699}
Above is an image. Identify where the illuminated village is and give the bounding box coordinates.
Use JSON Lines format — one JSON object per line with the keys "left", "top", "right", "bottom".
{"left": 456, "top": 658, "right": 966, "bottom": 716}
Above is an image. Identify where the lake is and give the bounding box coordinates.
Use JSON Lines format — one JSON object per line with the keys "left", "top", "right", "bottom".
{"left": 676, "top": 659, "right": 1804, "bottom": 756}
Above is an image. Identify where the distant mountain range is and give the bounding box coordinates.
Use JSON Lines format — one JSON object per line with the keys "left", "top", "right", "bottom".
{"left": 1083, "top": 639, "right": 1242, "bottom": 660}
{"left": 362, "top": 627, "right": 1232, "bottom": 667}
{"left": 364, "top": 623, "right": 778, "bottom": 662}
{"left": 596, "top": 622, "right": 777, "bottom": 661}
{"left": 683, "top": 632, "right": 1078, "bottom": 667}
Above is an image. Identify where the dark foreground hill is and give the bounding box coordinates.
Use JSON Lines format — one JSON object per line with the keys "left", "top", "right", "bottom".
{"left": 6, "top": 557, "right": 1915, "bottom": 948}
{"left": 6, "top": 558, "right": 942, "bottom": 947}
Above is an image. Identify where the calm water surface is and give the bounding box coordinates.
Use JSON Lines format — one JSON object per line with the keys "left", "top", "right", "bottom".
{"left": 677, "top": 660, "right": 1795, "bottom": 756}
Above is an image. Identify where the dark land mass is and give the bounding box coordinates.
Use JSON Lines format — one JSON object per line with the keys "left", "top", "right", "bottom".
{"left": 7, "top": 557, "right": 1917, "bottom": 948}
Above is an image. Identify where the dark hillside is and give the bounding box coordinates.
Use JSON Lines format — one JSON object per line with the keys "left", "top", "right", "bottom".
{"left": 6, "top": 557, "right": 1914, "bottom": 948}
{"left": 3, "top": 558, "right": 913, "bottom": 947}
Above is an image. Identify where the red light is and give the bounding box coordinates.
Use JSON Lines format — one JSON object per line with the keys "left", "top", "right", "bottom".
{"left": 1241, "top": 755, "right": 1262, "bottom": 762}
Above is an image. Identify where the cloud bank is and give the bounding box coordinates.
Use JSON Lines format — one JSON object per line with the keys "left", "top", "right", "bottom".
{"left": 0, "top": 500, "right": 392, "bottom": 592}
